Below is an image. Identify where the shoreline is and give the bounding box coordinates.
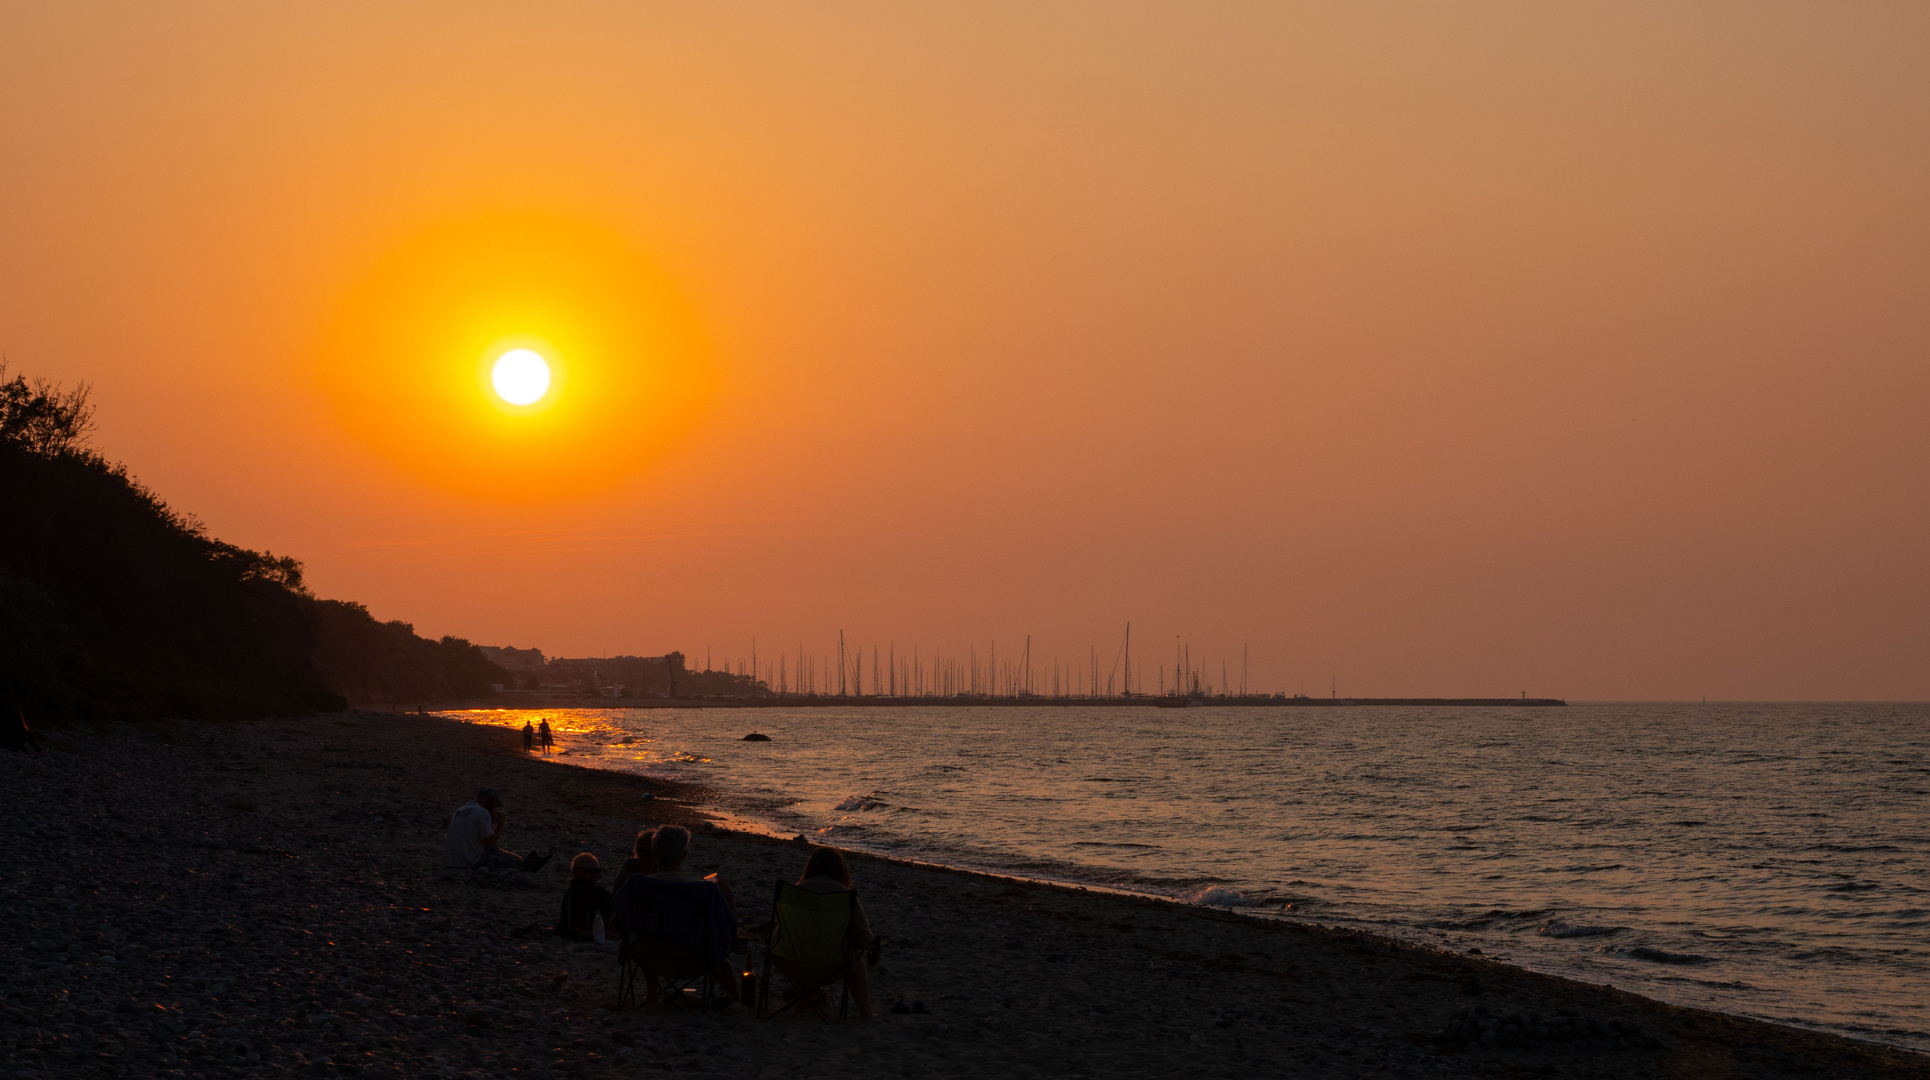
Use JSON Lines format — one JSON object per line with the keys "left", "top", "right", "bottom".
{"left": 3, "top": 710, "right": 1923, "bottom": 1079}
{"left": 477, "top": 709, "right": 1930, "bottom": 1057}
{"left": 450, "top": 701, "right": 1930, "bottom": 1056}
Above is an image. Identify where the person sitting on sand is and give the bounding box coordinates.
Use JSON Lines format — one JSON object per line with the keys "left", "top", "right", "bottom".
{"left": 444, "top": 788, "right": 554, "bottom": 872}
{"left": 539, "top": 719, "right": 554, "bottom": 754}
{"left": 612, "top": 828, "right": 657, "bottom": 892}
{"left": 557, "top": 853, "right": 617, "bottom": 942}
{"left": 791, "top": 846, "right": 882, "bottom": 1018}
{"left": 523, "top": 721, "right": 535, "bottom": 753}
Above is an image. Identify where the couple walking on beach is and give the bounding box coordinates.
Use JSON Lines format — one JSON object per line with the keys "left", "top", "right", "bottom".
{"left": 522, "top": 719, "right": 554, "bottom": 755}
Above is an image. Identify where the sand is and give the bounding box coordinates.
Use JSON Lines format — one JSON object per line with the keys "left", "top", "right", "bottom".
{"left": 3, "top": 710, "right": 1925, "bottom": 1080}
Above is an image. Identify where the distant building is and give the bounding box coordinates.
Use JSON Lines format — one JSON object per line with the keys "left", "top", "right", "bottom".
{"left": 546, "top": 655, "right": 679, "bottom": 695}
{"left": 479, "top": 645, "right": 546, "bottom": 672}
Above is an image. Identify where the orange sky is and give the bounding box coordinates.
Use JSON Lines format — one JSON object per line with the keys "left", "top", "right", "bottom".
{"left": 4, "top": 3, "right": 1927, "bottom": 699}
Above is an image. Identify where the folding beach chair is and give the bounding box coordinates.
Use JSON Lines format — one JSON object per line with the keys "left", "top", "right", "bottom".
{"left": 755, "top": 881, "right": 867, "bottom": 1022}
{"left": 614, "top": 877, "right": 734, "bottom": 1011}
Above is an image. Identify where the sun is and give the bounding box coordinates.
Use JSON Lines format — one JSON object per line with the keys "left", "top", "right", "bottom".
{"left": 491, "top": 348, "right": 551, "bottom": 406}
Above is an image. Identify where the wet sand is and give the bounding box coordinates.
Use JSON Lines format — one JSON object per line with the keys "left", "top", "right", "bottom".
{"left": 3, "top": 710, "right": 1925, "bottom": 1080}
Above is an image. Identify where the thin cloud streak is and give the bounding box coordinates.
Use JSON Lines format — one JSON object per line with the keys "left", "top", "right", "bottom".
{"left": 346, "top": 521, "right": 820, "bottom": 549}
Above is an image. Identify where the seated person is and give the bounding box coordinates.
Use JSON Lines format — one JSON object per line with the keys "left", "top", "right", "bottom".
{"left": 444, "top": 788, "right": 553, "bottom": 871}
{"left": 557, "top": 853, "right": 617, "bottom": 941}
{"left": 612, "top": 829, "right": 657, "bottom": 892}
{"left": 788, "top": 846, "right": 881, "bottom": 1018}
{"left": 647, "top": 826, "right": 738, "bottom": 912}
{"left": 2, "top": 708, "right": 43, "bottom": 754}
{"left": 613, "top": 825, "right": 742, "bottom": 1001}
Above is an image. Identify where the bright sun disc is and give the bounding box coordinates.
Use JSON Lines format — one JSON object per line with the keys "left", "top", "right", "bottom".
{"left": 491, "top": 348, "right": 551, "bottom": 405}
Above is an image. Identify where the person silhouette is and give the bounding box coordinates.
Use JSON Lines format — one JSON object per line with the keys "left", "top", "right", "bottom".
{"left": 523, "top": 720, "right": 536, "bottom": 753}
{"left": 444, "top": 789, "right": 552, "bottom": 872}
{"left": 2, "top": 708, "right": 43, "bottom": 754}
{"left": 539, "top": 719, "right": 554, "bottom": 754}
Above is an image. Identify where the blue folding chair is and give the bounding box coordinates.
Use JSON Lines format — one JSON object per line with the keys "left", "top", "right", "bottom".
{"left": 614, "top": 876, "right": 737, "bottom": 1011}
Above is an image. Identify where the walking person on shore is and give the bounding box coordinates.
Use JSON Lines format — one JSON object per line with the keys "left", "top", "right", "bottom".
{"left": 523, "top": 720, "right": 536, "bottom": 753}
{"left": 539, "top": 719, "right": 554, "bottom": 755}
{"left": 444, "top": 788, "right": 553, "bottom": 871}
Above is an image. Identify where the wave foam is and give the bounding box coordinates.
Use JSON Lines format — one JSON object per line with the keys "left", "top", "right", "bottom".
{"left": 1188, "top": 886, "right": 1248, "bottom": 907}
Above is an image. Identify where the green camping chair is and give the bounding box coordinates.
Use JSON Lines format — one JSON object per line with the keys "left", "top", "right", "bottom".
{"left": 755, "top": 881, "right": 871, "bottom": 1022}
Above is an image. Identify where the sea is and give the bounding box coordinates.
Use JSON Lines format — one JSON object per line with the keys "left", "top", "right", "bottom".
{"left": 451, "top": 702, "right": 1929, "bottom": 1051}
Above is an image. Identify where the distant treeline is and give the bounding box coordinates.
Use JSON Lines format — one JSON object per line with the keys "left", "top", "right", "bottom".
{"left": 0, "top": 365, "right": 509, "bottom": 722}
{"left": 312, "top": 600, "right": 511, "bottom": 708}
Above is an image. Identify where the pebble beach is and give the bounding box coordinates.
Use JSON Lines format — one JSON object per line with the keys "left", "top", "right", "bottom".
{"left": 4, "top": 711, "right": 1926, "bottom": 1080}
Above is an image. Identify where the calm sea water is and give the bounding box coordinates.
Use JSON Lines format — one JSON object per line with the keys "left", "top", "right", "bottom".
{"left": 453, "top": 702, "right": 1929, "bottom": 1050}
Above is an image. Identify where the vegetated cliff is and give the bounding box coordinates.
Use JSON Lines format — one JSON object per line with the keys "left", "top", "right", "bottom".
{"left": 0, "top": 365, "right": 506, "bottom": 721}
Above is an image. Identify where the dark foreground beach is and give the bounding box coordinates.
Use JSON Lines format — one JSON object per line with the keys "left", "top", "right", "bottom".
{"left": 3, "top": 712, "right": 1924, "bottom": 1080}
